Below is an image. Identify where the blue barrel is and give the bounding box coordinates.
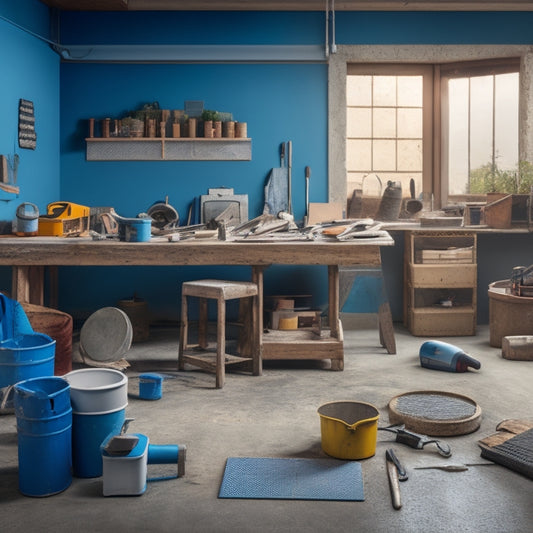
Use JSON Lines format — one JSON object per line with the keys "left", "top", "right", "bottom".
{"left": 72, "top": 409, "right": 126, "bottom": 478}
{"left": 14, "top": 376, "right": 72, "bottom": 497}
{"left": 0, "top": 333, "right": 56, "bottom": 389}
{"left": 139, "top": 373, "right": 163, "bottom": 400}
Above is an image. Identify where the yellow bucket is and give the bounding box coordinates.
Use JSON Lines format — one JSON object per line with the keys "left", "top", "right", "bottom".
{"left": 317, "top": 401, "right": 380, "bottom": 460}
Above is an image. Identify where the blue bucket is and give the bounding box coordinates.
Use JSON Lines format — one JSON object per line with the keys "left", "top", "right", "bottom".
{"left": 0, "top": 333, "right": 56, "bottom": 409}
{"left": 139, "top": 373, "right": 163, "bottom": 400}
{"left": 14, "top": 377, "right": 72, "bottom": 497}
{"left": 118, "top": 217, "right": 151, "bottom": 242}
{"left": 72, "top": 409, "right": 126, "bottom": 478}
{"left": 0, "top": 333, "right": 56, "bottom": 388}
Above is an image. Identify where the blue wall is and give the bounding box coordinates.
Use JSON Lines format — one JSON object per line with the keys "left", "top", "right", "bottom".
{"left": 0, "top": 0, "right": 59, "bottom": 297}
{"left": 0, "top": 0, "right": 60, "bottom": 221}
{"left": 3, "top": 7, "right": 533, "bottom": 324}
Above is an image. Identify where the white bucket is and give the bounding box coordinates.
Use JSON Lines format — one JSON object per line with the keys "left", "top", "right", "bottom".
{"left": 65, "top": 368, "right": 128, "bottom": 415}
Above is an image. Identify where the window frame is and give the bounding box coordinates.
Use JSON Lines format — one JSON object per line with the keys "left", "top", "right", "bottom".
{"left": 328, "top": 45, "right": 533, "bottom": 210}
{"left": 346, "top": 63, "right": 434, "bottom": 204}
{"left": 439, "top": 58, "right": 521, "bottom": 203}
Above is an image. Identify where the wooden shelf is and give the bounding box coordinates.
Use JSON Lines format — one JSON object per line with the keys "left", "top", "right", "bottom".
{"left": 404, "top": 231, "right": 477, "bottom": 336}
{"left": 86, "top": 137, "right": 252, "bottom": 161}
{"left": 261, "top": 327, "right": 344, "bottom": 369}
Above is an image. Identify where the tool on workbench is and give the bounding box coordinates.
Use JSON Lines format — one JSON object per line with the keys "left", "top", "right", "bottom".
{"left": 379, "top": 425, "right": 452, "bottom": 457}
{"left": 303, "top": 166, "right": 311, "bottom": 227}
{"left": 287, "top": 140, "right": 293, "bottom": 215}
{"left": 386, "top": 448, "right": 405, "bottom": 510}
{"left": 419, "top": 340, "right": 481, "bottom": 372}
{"left": 147, "top": 197, "right": 179, "bottom": 231}
{"left": 263, "top": 142, "right": 289, "bottom": 216}
{"left": 37, "top": 201, "right": 90, "bottom": 237}
{"left": 405, "top": 178, "right": 423, "bottom": 216}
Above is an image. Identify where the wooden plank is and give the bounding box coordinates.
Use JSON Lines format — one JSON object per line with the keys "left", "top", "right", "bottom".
{"left": 0, "top": 238, "right": 391, "bottom": 267}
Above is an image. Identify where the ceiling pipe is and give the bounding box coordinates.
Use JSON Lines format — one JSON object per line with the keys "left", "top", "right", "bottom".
{"left": 53, "top": 44, "right": 327, "bottom": 63}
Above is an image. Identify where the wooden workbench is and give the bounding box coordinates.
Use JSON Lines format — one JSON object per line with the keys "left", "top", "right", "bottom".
{"left": 0, "top": 235, "right": 394, "bottom": 370}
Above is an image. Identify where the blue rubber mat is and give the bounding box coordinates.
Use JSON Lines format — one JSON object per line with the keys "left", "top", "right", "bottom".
{"left": 218, "top": 457, "right": 364, "bottom": 501}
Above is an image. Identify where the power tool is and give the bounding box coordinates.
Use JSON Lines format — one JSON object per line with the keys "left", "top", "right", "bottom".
{"left": 419, "top": 340, "right": 481, "bottom": 372}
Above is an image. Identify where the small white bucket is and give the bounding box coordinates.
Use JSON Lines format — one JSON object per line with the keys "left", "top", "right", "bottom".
{"left": 65, "top": 368, "right": 128, "bottom": 415}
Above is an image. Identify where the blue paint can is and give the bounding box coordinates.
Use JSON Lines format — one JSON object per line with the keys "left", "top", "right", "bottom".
{"left": 139, "top": 373, "right": 163, "bottom": 400}
{"left": 14, "top": 376, "right": 72, "bottom": 497}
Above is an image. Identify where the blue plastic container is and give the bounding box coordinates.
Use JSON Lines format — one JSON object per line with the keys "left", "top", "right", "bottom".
{"left": 72, "top": 409, "right": 126, "bottom": 478}
{"left": 14, "top": 376, "right": 72, "bottom": 497}
{"left": 117, "top": 217, "right": 151, "bottom": 242}
{"left": 14, "top": 202, "right": 39, "bottom": 235}
{"left": 0, "top": 333, "right": 56, "bottom": 389}
{"left": 139, "top": 373, "right": 163, "bottom": 400}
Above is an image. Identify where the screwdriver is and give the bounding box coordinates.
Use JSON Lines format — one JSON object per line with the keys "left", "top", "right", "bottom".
{"left": 414, "top": 463, "right": 494, "bottom": 472}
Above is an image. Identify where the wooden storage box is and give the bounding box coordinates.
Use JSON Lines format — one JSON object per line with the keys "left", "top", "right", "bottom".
{"left": 404, "top": 231, "right": 477, "bottom": 336}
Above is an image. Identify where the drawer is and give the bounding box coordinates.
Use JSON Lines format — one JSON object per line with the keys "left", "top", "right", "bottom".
{"left": 409, "top": 264, "right": 476, "bottom": 288}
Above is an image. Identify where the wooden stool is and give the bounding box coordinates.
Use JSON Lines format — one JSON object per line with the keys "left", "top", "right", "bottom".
{"left": 178, "top": 279, "right": 261, "bottom": 388}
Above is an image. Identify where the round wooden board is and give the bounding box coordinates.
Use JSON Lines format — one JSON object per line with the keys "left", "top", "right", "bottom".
{"left": 388, "top": 390, "right": 482, "bottom": 436}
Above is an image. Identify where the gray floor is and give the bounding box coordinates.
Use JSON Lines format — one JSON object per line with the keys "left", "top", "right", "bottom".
{"left": 1, "top": 321, "right": 532, "bottom": 533}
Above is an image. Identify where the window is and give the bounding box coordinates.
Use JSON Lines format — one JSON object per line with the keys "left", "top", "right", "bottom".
{"left": 328, "top": 46, "right": 530, "bottom": 210}
{"left": 440, "top": 59, "right": 520, "bottom": 199}
{"left": 346, "top": 65, "right": 432, "bottom": 205}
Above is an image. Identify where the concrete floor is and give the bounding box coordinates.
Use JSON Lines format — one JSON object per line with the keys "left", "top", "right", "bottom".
{"left": 1, "top": 322, "right": 532, "bottom": 533}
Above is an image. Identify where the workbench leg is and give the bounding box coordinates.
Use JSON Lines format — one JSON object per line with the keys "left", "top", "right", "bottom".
{"left": 251, "top": 265, "right": 265, "bottom": 377}
{"left": 216, "top": 297, "right": 225, "bottom": 389}
{"left": 328, "top": 265, "right": 344, "bottom": 371}
{"left": 379, "top": 302, "right": 397, "bottom": 354}
{"left": 178, "top": 294, "right": 188, "bottom": 371}
{"left": 328, "top": 265, "right": 340, "bottom": 337}
{"left": 12, "top": 266, "right": 45, "bottom": 305}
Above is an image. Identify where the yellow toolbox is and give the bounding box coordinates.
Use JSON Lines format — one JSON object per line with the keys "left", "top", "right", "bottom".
{"left": 38, "top": 202, "right": 90, "bottom": 236}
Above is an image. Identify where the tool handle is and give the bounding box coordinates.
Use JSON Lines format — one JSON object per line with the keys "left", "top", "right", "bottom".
{"left": 395, "top": 429, "right": 424, "bottom": 450}
{"left": 386, "top": 459, "right": 402, "bottom": 510}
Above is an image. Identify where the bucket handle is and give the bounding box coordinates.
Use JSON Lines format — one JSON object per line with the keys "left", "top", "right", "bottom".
{"left": 0, "top": 384, "right": 14, "bottom": 410}
{"left": 345, "top": 416, "right": 379, "bottom": 432}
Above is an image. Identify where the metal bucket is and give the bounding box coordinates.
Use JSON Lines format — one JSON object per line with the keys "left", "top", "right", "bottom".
{"left": 14, "top": 377, "right": 72, "bottom": 496}
{"left": 317, "top": 401, "right": 380, "bottom": 460}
